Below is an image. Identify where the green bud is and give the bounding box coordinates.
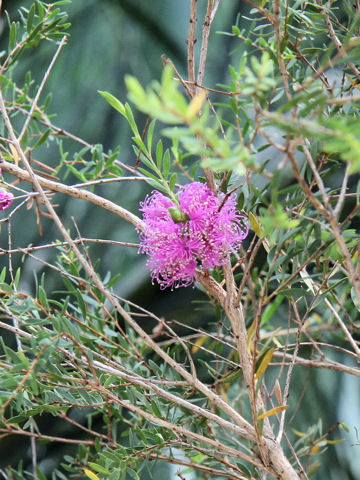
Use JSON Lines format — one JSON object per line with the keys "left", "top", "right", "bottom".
{"left": 168, "top": 207, "right": 189, "bottom": 223}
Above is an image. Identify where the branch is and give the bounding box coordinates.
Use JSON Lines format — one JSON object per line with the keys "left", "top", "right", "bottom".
{"left": 197, "top": 0, "right": 220, "bottom": 89}
{"left": 187, "top": 0, "right": 197, "bottom": 98}
{"left": 0, "top": 159, "right": 144, "bottom": 230}
{"left": 18, "top": 37, "right": 67, "bottom": 142}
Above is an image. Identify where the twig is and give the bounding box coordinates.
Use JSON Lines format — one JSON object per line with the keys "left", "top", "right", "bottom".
{"left": 324, "top": 297, "right": 360, "bottom": 358}
{"left": 1, "top": 89, "right": 262, "bottom": 457}
{"left": 197, "top": 0, "right": 221, "bottom": 90}
{"left": 276, "top": 301, "right": 303, "bottom": 443}
{"left": 0, "top": 428, "right": 99, "bottom": 446}
{"left": 323, "top": 4, "right": 360, "bottom": 82}
{"left": 274, "top": 0, "right": 291, "bottom": 101}
{"left": 334, "top": 164, "right": 350, "bottom": 218}
{"left": 0, "top": 239, "right": 139, "bottom": 256}
{"left": 0, "top": 159, "right": 144, "bottom": 230}
{"left": 187, "top": 0, "right": 198, "bottom": 98}
{"left": 18, "top": 36, "right": 67, "bottom": 142}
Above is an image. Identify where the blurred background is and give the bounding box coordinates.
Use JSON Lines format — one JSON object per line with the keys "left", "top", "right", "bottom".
{"left": 0, "top": 1, "right": 359, "bottom": 478}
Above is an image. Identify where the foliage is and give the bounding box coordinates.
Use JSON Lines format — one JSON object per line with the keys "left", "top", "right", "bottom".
{"left": 0, "top": 1, "right": 360, "bottom": 479}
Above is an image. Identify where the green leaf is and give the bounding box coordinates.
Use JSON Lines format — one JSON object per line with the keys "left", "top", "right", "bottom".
{"left": 280, "top": 288, "right": 307, "bottom": 299}
{"left": 32, "top": 129, "right": 50, "bottom": 149}
{"left": 87, "top": 463, "right": 110, "bottom": 475}
{"left": 261, "top": 295, "right": 283, "bottom": 325}
{"left": 147, "top": 119, "right": 156, "bottom": 152}
{"left": 125, "top": 75, "right": 147, "bottom": 104}
{"left": 27, "top": 4, "right": 36, "bottom": 33}
{"left": 125, "top": 103, "right": 139, "bottom": 136}
{"left": 9, "top": 22, "right": 17, "bottom": 51}
{"left": 127, "top": 467, "right": 140, "bottom": 480}
{"left": 98, "top": 90, "right": 126, "bottom": 116}
{"left": 169, "top": 172, "right": 177, "bottom": 191}
{"left": 138, "top": 167, "right": 160, "bottom": 182}
{"left": 162, "top": 149, "right": 170, "bottom": 179}
{"left": 351, "top": 287, "right": 360, "bottom": 312}
{"left": 145, "top": 177, "right": 168, "bottom": 192}
{"left": 34, "top": 467, "right": 47, "bottom": 480}
{"left": 38, "top": 286, "right": 48, "bottom": 308}
{"left": 155, "top": 139, "right": 163, "bottom": 169}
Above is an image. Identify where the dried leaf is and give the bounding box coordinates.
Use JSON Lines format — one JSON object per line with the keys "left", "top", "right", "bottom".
{"left": 186, "top": 90, "right": 207, "bottom": 120}
{"left": 257, "top": 404, "right": 288, "bottom": 421}
{"left": 84, "top": 469, "right": 100, "bottom": 480}
{"left": 274, "top": 379, "right": 283, "bottom": 405}
{"left": 9, "top": 143, "right": 19, "bottom": 165}
{"left": 255, "top": 347, "right": 275, "bottom": 379}
{"left": 191, "top": 335, "right": 207, "bottom": 354}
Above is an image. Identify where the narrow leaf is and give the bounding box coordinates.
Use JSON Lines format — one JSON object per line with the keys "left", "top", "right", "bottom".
{"left": 257, "top": 405, "right": 288, "bottom": 421}
{"left": 155, "top": 139, "right": 163, "bottom": 169}
{"left": 9, "top": 143, "right": 19, "bottom": 165}
{"left": 186, "top": 90, "right": 207, "bottom": 120}
{"left": 98, "top": 91, "right": 126, "bottom": 116}
{"left": 255, "top": 347, "right": 275, "bottom": 379}
{"left": 88, "top": 463, "right": 110, "bottom": 474}
{"left": 84, "top": 469, "right": 100, "bottom": 480}
{"left": 274, "top": 379, "right": 283, "bottom": 405}
{"left": 249, "top": 211, "right": 262, "bottom": 237}
{"left": 163, "top": 149, "right": 170, "bottom": 179}
{"left": 191, "top": 335, "right": 207, "bottom": 354}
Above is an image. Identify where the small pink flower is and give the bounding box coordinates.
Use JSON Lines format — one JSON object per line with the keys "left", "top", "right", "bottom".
{"left": 0, "top": 190, "right": 14, "bottom": 211}
{"left": 139, "top": 182, "right": 249, "bottom": 289}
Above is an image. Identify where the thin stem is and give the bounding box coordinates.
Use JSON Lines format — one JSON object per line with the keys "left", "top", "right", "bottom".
{"left": 0, "top": 159, "right": 144, "bottom": 230}
{"left": 197, "top": 0, "right": 220, "bottom": 89}
{"left": 187, "top": 0, "right": 198, "bottom": 98}
{"left": 18, "top": 37, "right": 67, "bottom": 142}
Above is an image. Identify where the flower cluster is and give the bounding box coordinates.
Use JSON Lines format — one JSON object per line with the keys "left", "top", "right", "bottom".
{"left": 139, "top": 182, "right": 249, "bottom": 289}
{"left": 0, "top": 189, "right": 14, "bottom": 211}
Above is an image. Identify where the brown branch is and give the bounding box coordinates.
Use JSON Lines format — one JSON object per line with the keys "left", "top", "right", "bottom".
{"left": 0, "top": 159, "right": 144, "bottom": 230}
{"left": 0, "top": 427, "right": 99, "bottom": 446}
{"left": 0, "top": 239, "right": 139, "bottom": 256}
{"left": 197, "top": 0, "right": 220, "bottom": 89}
{"left": 187, "top": 0, "right": 198, "bottom": 98}
{"left": 324, "top": 3, "right": 360, "bottom": 82}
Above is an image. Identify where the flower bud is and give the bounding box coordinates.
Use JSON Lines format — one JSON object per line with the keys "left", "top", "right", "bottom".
{"left": 168, "top": 207, "right": 189, "bottom": 223}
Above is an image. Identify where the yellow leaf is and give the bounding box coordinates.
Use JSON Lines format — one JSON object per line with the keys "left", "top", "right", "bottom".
{"left": 310, "top": 445, "right": 321, "bottom": 455}
{"left": 326, "top": 438, "right": 344, "bottom": 445}
{"left": 257, "top": 404, "right": 288, "bottom": 421}
{"left": 220, "top": 386, "right": 228, "bottom": 402}
{"left": 292, "top": 428, "right": 306, "bottom": 437}
{"left": 303, "top": 317, "right": 311, "bottom": 329}
{"left": 312, "top": 313, "right": 323, "bottom": 324}
{"left": 246, "top": 320, "right": 256, "bottom": 351}
{"left": 191, "top": 335, "right": 207, "bottom": 354}
{"left": 84, "top": 469, "right": 100, "bottom": 480}
{"left": 272, "top": 336, "right": 282, "bottom": 349}
{"left": 346, "top": 74, "right": 360, "bottom": 91}
{"left": 248, "top": 211, "right": 262, "bottom": 237}
{"left": 186, "top": 90, "right": 207, "bottom": 120}
{"left": 255, "top": 347, "right": 275, "bottom": 379}
{"left": 9, "top": 143, "right": 19, "bottom": 165}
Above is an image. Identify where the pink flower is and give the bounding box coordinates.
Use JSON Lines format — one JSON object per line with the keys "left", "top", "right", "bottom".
{"left": 0, "top": 190, "right": 14, "bottom": 211}
{"left": 139, "top": 182, "right": 249, "bottom": 289}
